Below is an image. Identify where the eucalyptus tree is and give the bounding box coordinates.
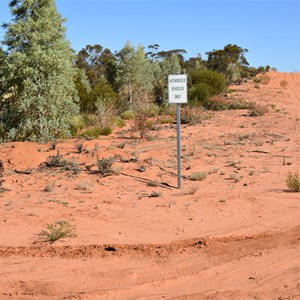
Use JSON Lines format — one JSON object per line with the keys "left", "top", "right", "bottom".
{"left": 151, "top": 54, "right": 181, "bottom": 105}
{"left": 76, "top": 44, "right": 117, "bottom": 88}
{"left": 206, "top": 44, "right": 249, "bottom": 82}
{"left": 117, "top": 42, "right": 154, "bottom": 110}
{"left": 0, "top": 0, "right": 79, "bottom": 141}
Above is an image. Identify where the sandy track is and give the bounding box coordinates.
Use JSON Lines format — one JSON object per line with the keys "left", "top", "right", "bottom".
{"left": 1, "top": 71, "right": 300, "bottom": 299}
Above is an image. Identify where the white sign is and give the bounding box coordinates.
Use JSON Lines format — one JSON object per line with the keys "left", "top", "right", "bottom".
{"left": 168, "top": 74, "right": 187, "bottom": 104}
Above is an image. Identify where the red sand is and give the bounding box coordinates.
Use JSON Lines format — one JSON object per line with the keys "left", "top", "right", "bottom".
{"left": 0, "top": 72, "right": 299, "bottom": 299}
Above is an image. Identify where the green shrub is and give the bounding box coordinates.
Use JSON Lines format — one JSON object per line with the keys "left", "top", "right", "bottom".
{"left": 100, "top": 126, "right": 112, "bottom": 136}
{"left": 159, "top": 105, "right": 176, "bottom": 117}
{"left": 205, "top": 96, "right": 254, "bottom": 111}
{"left": 189, "top": 70, "right": 226, "bottom": 106}
{"left": 82, "top": 114, "right": 98, "bottom": 126}
{"left": 286, "top": 172, "right": 300, "bottom": 192}
{"left": 142, "top": 104, "right": 160, "bottom": 117}
{"left": 81, "top": 127, "right": 101, "bottom": 138}
{"left": 69, "top": 115, "right": 85, "bottom": 136}
{"left": 38, "top": 220, "right": 77, "bottom": 243}
{"left": 114, "top": 117, "right": 126, "bottom": 128}
{"left": 121, "top": 110, "right": 136, "bottom": 120}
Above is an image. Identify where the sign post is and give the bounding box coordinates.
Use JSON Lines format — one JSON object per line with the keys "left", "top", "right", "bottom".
{"left": 168, "top": 74, "right": 187, "bottom": 189}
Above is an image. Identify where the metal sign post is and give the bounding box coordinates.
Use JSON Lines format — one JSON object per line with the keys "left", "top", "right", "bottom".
{"left": 176, "top": 103, "right": 182, "bottom": 188}
{"left": 168, "top": 74, "right": 187, "bottom": 189}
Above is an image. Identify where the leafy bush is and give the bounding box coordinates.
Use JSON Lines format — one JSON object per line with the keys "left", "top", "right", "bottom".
{"left": 189, "top": 70, "right": 226, "bottom": 106}
{"left": 286, "top": 172, "right": 300, "bottom": 192}
{"left": 69, "top": 115, "right": 85, "bottom": 136}
{"left": 114, "top": 117, "right": 126, "bottom": 128}
{"left": 205, "top": 96, "right": 254, "bottom": 111}
{"left": 99, "top": 126, "right": 112, "bottom": 136}
{"left": 121, "top": 110, "right": 136, "bottom": 120}
{"left": 142, "top": 104, "right": 160, "bottom": 117}
{"left": 81, "top": 127, "right": 101, "bottom": 138}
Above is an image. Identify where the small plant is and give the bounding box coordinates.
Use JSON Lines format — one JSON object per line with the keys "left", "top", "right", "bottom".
{"left": 183, "top": 185, "right": 199, "bottom": 195}
{"left": 286, "top": 172, "right": 300, "bottom": 192}
{"left": 114, "top": 116, "right": 126, "bottom": 128}
{"left": 43, "top": 181, "right": 56, "bottom": 192}
{"left": 46, "top": 150, "right": 67, "bottom": 168}
{"left": 63, "top": 160, "right": 81, "bottom": 174}
{"left": 228, "top": 173, "right": 240, "bottom": 182}
{"left": 76, "top": 181, "right": 94, "bottom": 191}
{"left": 149, "top": 191, "right": 162, "bottom": 197}
{"left": 99, "top": 126, "right": 112, "bottom": 136}
{"left": 148, "top": 180, "right": 159, "bottom": 187}
{"left": 75, "top": 142, "right": 86, "bottom": 153}
{"left": 48, "top": 141, "right": 58, "bottom": 151}
{"left": 248, "top": 104, "right": 268, "bottom": 117}
{"left": 180, "top": 108, "right": 203, "bottom": 125}
{"left": 190, "top": 172, "right": 208, "bottom": 181}
{"left": 81, "top": 127, "right": 101, "bottom": 138}
{"left": 132, "top": 112, "right": 151, "bottom": 138}
{"left": 96, "top": 157, "right": 114, "bottom": 175}
{"left": 38, "top": 220, "right": 77, "bottom": 243}
{"left": 121, "top": 110, "right": 135, "bottom": 120}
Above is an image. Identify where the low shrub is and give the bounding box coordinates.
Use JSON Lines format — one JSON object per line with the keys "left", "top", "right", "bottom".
{"left": 205, "top": 96, "right": 254, "bottom": 111}
{"left": 97, "top": 157, "right": 114, "bottom": 176}
{"left": 190, "top": 172, "right": 208, "bottom": 181}
{"left": 286, "top": 172, "right": 300, "bottom": 192}
{"left": 142, "top": 104, "right": 160, "bottom": 117}
{"left": 114, "top": 117, "right": 126, "bottom": 128}
{"left": 46, "top": 151, "right": 67, "bottom": 168}
{"left": 132, "top": 112, "right": 152, "bottom": 138}
{"left": 99, "top": 126, "right": 112, "bottom": 136}
{"left": 180, "top": 108, "right": 203, "bottom": 125}
{"left": 81, "top": 127, "right": 101, "bottom": 138}
{"left": 121, "top": 110, "right": 136, "bottom": 120}
{"left": 248, "top": 104, "right": 268, "bottom": 116}
{"left": 38, "top": 220, "right": 77, "bottom": 243}
{"left": 69, "top": 115, "right": 85, "bottom": 136}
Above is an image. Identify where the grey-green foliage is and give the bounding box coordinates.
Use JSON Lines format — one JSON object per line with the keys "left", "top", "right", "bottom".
{"left": 0, "top": 0, "right": 79, "bottom": 141}
{"left": 151, "top": 54, "right": 181, "bottom": 105}
{"left": 117, "top": 42, "right": 154, "bottom": 111}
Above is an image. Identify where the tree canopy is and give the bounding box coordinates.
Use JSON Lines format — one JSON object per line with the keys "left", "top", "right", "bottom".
{"left": 0, "top": 0, "right": 79, "bottom": 141}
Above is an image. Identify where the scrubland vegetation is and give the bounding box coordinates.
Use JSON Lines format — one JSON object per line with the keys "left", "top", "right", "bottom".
{"left": 0, "top": 0, "right": 273, "bottom": 142}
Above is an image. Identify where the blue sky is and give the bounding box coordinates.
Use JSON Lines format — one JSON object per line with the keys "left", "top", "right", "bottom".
{"left": 0, "top": 0, "right": 299, "bottom": 72}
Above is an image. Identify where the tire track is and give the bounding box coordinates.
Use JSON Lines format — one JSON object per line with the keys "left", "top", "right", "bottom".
{"left": 0, "top": 225, "right": 299, "bottom": 259}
